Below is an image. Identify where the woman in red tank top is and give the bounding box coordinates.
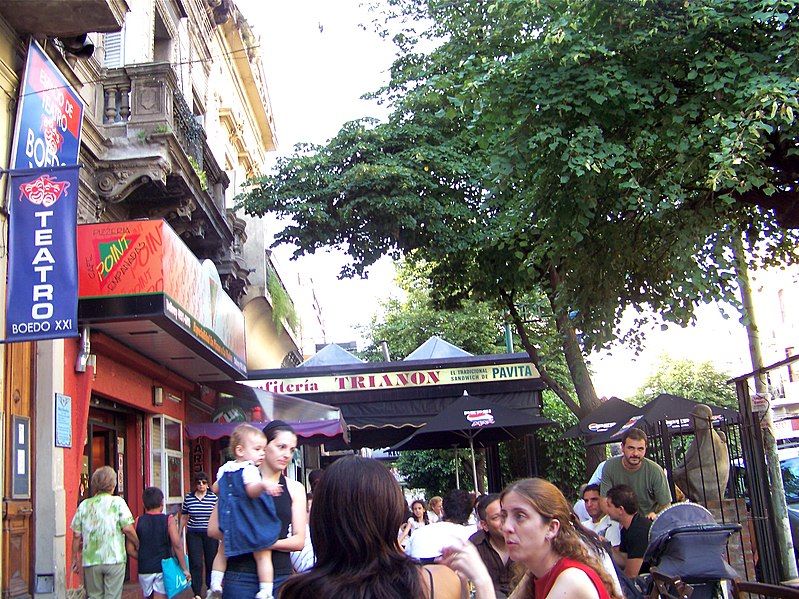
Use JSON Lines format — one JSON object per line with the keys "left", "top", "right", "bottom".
{"left": 500, "top": 479, "right": 621, "bottom": 599}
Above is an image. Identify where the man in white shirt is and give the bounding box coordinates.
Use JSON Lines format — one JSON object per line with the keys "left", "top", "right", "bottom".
{"left": 581, "top": 483, "right": 620, "bottom": 548}
{"left": 573, "top": 461, "right": 606, "bottom": 522}
{"left": 406, "top": 489, "right": 477, "bottom": 561}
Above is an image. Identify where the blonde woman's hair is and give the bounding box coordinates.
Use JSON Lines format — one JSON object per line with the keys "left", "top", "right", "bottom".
{"left": 90, "top": 465, "right": 117, "bottom": 495}
{"left": 228, "top": 423, "right": 266, "bottom": 457}
{"left": 502, "top": 478, "right": 622, "bottom": 599}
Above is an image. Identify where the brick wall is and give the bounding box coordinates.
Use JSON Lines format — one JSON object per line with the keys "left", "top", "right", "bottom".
{"left": 707, "top": 498, "right": 757, "bottom": 581}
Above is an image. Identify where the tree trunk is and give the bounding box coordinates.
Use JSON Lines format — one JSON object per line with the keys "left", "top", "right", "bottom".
{"left": 547, "top": 270, "right": 605, "bottom": 477}
{"left": 733, "top": 236, "right": 798, "bottom": 580}
{"left": 476, "top": 449, "right": 487, "bottom": 494}
{"left": 498, "top": 267, "right": 606, "bottom": 477}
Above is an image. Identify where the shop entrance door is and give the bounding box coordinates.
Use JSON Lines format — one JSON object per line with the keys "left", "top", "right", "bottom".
{"left": 81, "top": 404, "right": 129, "bottom": 506}
{"left": 2, "top": 341, "right": 34, "bottom": 599}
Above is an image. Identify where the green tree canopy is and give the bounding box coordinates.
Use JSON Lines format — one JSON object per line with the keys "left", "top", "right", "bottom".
{"left": 240, "top": 0, "right": 798, "bottom": 470}
{"left": 631, "top": 354, "right": 738, "bottom": 408}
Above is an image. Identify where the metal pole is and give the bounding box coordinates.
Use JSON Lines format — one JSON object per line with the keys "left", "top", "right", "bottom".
{"left": 660, "top": 420, "right": 676, "bottom": 501}
{"left": 470, "top": 437, "right": 479, "bottom": 492}
{"left": 454, "top": 447, "right": 460, "bottom": 489}
{"left": 737, "top": 380, "right": 782, "bottom": 583}
{"left": 486, "top": 445, "right": 502, "bottom": 492}
{"left": 734, "top": 237, "right": 798, "bottom": 581}
{"left": 504, "top": 323, "right": 513, "bottom": 353}
{"left": 525, "top": 433, "right": 539, "bottom": 477}
{"left": 379, "top": 340, "right": 391, "bottom": 361}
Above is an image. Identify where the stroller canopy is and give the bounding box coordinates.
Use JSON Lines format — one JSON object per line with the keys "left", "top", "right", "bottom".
{"left": 645, "top": 503, "right": 740, "bottom": 582}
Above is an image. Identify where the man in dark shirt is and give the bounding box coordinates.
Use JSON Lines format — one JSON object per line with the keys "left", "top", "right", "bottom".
{"left": 605, "top": 484, "right": 652, "bottom": 578}
{"left": 469, "top": 494, "right": 513, "bottom": 598}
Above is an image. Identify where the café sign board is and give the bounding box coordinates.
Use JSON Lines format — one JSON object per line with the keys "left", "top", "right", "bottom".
{"left": 77, "top": 220, "right": 247, "bottom": 375}
{"left": 251, "top": 362, "right": 541, "bottom": 395}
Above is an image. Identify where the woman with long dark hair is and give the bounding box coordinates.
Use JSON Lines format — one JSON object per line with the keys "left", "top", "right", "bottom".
{"left": 279, "top": 455, "right": 493, "bottom": 599}
{"left": 398, "top": 499, "right": 430, "bottom": 547}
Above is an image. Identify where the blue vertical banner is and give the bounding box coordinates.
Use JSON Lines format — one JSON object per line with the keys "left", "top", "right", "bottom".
{"left": 6, "top": 166, "right": 80, "bottom": 341}
{"left": 4, "top": 39, "right": 84, "bottom": 342}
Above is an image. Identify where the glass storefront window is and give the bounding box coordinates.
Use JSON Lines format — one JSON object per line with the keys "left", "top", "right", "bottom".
{"left": 165, "top": 420, "right": 181, "bottom": 451}
{"left": 167, "top": 455, "right": 182, "bottom": 498}
{"left": 152, "top": 457, "right": 162, "bottom": 488}
{"left": 152, "top": 418, "right": 163, "bottom": 451}
{"left": 151, "top": 415, "right": 183, "bottom": 506}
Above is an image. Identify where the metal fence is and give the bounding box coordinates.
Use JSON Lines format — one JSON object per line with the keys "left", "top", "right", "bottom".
{"left": 644, "top": 412, "right": 761, "bottom": 582}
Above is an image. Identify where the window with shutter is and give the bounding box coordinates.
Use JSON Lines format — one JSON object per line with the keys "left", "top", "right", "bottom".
{"left": 103, "top": 31, "right": 124, "bottom": 68}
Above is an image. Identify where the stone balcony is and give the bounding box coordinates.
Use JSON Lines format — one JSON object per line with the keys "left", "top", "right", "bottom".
{"left": 0, "top": 0, "right": 128, "bottom": 37}
{"left": 95, "top": 61, "right": 250, "bottom": 303}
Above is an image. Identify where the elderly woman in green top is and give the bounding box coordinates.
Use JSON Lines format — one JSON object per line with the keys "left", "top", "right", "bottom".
{"left": 71, "top": 466, "right": 139, "bottom": 598}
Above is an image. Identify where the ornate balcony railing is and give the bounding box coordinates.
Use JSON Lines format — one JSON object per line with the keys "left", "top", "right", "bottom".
{"left": 172, "top": 86, "right": 204, "bottom": 170}
{"left": 100, "top": 62, "right": 224, "bottom": 209}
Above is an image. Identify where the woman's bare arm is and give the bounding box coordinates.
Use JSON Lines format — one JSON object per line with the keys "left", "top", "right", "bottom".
{"left": 121, "top": 524, "right": 139, "bottom": 550}
{"left": 398, "top": 520, "right": 412, "bottom": 545}
{"left": 268, "top": 478, "right": 306, "bottom": 552}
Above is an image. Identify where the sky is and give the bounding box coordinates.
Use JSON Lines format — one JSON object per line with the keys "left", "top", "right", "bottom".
{"left": 235, "top": 1, "right": 759, "bottom": 398}
{"left": 237, "top": 0, "right": 400, "bottom": 346}
{"left": 585, "top": 303, "right": 751, "bottom": 399}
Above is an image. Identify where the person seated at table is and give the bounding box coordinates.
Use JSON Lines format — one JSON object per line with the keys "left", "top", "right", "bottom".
{"left": 469, "top": 493, "right": 514, "bottom": 598}
{"left": 405, "top": 488, "right": 477, "bottom": 561}
{"left": 605, "top": 484, "right": 652, "bottom": 578}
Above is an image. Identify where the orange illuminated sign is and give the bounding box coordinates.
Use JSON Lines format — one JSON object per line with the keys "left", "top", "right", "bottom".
{"left": 78, "top": 220, "right": 246, "bottom": 373}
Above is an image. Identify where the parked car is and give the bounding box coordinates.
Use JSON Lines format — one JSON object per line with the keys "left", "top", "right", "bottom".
{"left": 780, "top": 451, "right": 799, "bottom": 554}
{"left": 732, "top": 445, "right": 799, "bottom": 559}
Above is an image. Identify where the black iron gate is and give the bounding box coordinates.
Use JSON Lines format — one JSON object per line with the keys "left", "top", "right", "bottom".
{"left": 645, "top": 409, "right": 760, "bottom": 582}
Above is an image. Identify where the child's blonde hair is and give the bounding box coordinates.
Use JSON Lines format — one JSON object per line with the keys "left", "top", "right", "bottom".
{"left": 229, "top": 423, "right": 266, "bottom": 457}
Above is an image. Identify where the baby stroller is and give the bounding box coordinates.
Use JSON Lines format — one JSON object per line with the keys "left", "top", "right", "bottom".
{"left": 644, "top": 503, "right": 741, "bottom": 599}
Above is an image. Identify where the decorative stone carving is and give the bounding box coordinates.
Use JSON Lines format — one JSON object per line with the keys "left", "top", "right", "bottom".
{"left": 174, "top": 220, "right": 207, "bottom": 240}
{"left": 95, "top": 158, "right": 170, "bottom": 204}
{"left": 212, "top": 0, "right": 231, "bottom": 25}
{"left": 174, "top": 198, "right": 196, "bottom": 220}
{"left": 228, "top": 210, "right": 247, "bottom": 255}
{"left": 146, "top": 197, "right": 196, "bottom": 223}
{"left": 138, "top": 85, "right": 160, "bottom": 113}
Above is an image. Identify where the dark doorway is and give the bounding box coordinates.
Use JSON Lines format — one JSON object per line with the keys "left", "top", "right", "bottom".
{"left": 81, "top": 402, "right": 130, "bottom": 506}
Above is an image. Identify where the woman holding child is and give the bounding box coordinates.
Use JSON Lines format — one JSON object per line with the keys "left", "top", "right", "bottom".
{"left": 207, "top": 420, "right": 306, "bottom": 598}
